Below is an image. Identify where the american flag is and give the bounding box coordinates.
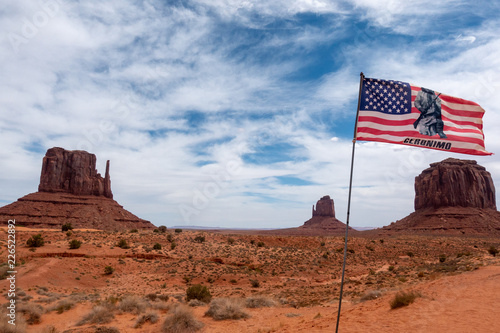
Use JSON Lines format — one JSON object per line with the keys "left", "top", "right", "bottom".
{"left": 356, "top": 77, "right": 491, "bottom": 156}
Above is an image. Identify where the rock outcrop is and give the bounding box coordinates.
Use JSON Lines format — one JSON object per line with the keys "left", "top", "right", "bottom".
{"left": 414, "top": 158, "right": 496, "bottom": 210}
{"left": 38, "top": 147, "right": 113, "bottom": 199}
{"left": 0, "top": 147, "right": 154, "bottom": 230}
{"left": 379, "top": 158, "right": 500, "bottom": 235}
{"left": 312, "top": 195, "right": 335, "bottom": 217}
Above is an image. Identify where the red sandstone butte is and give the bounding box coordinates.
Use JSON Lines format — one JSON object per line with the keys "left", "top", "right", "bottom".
{"left": 0, "top": 147, "right": 154, "bottom": 230}
{"left": 380, "top": 158, "right": 500, "bottom": 235}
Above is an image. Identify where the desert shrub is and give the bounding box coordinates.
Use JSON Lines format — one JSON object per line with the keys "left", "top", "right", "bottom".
{"left": 257, "top": 241, "right": 265, "bottom": 248}
{"left": 205, "top": 298, "right": 250, "bottom": 320}
{"left": 116, "top": 239, "right": 129, "bottom": 249}
{"left": 245, "top": 296, "right": 276, "bottom": 308}
{"left": 158, "top": 225, "right": 167, "bottom": 233}
{"left": 162, "top": 305, "right": 203, "bottom": 333}
{"left": 250, "top": 279, "right": 260, "bottom": 288}
{"left": 227, "top": 238, "right": 235, "bottom": 245}
{"left": 188, "top": 299, "right": 206, "bottom": 307}
{"left": 250, "top": 240, "right": 255, "bottom": 245}
{"left": 157, "top": 294, "right": 170, "bottom": 302}
{"left": 18, "top": 302, "right": 44, "bottom": 324}
{"left": 66, "top": 231, "right": 72, "bottom": 237}
{"left": 49, "top": 299, "right": 75, "bottom": 314}
{"left": 488, "top": 246, "right": 499, "bottom": 257}
{"left": 406, "top": 251, "right": 414, "bottom": 257}
{"left": 130, "top": 229, "right": 138, "bottom": 233}
{"left": 0, "top": 265, "right": 10, "bottom": 280}
{"left": 104, "top": 266, "right": 115, "bottom": 275}
{"left": 134, "top": 311, "right": 159, "bottom": 328}
{"left": 439, "top": 254, "right": 447, "bottom": 263}
{"left": 117, "top": 295, "right": 148, "bottom": 314}
{"left": 167, "top": 234, "right": 174, "bottom": 242}
{"left": 77, "top": 306, "right": 115, "bottom": 325}
{"left": 186, "top": 284, "right": 212, "bottom": 303}
{"left": 388, "top": 265, "right": 395, "bottom": 272}
{"left": 153, "top": 243, "right": 162, "bottom": 250}
{"left": 390, "top": 291, "right": 420, "bottom": 309}
{"left": 194, "top": 235, "right": 205, "bottom": 243}
{"left": 171, "top": 242, "right": 177, "bottom": 250}
{"left": 153, "top": 229, "right": 159, "bottom": 233}
{"left": 0, "top": 309, "right": 27, "bottom": 332}
{"left": 320, "top": 241, "right": 326, "bottom": 246}
{"left": 62, "top": 223, "right": 73, "bottom": 232}
{"left": 69, "top": 239, "right": 82, "bottom": 249}
{"left": 175, "top": 229, "right": 182, "bottom": 233}
{"left": 26, "top": 234, "right": 45, "bottom": 247}
{"left": 95, "top": 327, "right": 120, "bottom": 333}
{"left": 360, "top": 290, "right": 382, "bottom": 302}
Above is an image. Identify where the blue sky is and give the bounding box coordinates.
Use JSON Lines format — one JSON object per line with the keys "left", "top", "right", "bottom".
{"left": 2, "top": 0, "right": 500, "bottom": 228}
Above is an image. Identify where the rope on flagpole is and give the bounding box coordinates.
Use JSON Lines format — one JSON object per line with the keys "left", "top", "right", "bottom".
{"left": 335, "top": 72, "right": 364, "bottom": 333}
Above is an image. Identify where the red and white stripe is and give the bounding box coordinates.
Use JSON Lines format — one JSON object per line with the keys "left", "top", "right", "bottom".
{"left": 356, "top": 85, "right": 491, "bottom": 156}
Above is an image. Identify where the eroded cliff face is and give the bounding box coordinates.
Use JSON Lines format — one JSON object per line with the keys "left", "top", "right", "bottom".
{"left": 0, "top": 147, "right": 154, "bottom": 230}
{"left": 414, "top": 158, "right": 496, "bottom": 210}
{"left": 38, "top": 147, "right": 113, "bottom": 199}
{"left": 312, "top": 195, "right": 335, "bottom": 217}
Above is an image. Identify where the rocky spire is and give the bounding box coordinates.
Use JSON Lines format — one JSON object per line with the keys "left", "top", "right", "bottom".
{"left": 312, "top": 195, "right": 335, "bottom": 217}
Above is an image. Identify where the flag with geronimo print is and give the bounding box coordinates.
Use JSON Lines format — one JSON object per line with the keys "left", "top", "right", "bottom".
{"left": 356, "top": 77, "right": 491, "bottom": 156}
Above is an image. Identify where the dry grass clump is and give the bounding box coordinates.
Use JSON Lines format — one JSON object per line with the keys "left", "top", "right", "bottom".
{"left": 0, "top": 309, "right": 28, "bottom": 332}
{"left": 77, "top": 305, "right": 115, "bottom": 325}
{"left": 117, "top": 295, "right": 149, "bottom": 314}
{"left": 134, "top": 311, "right": 159, "bottom": 328}
{"left": 47, "top": 299, "right": 76, "bottom": 314}
{"left": 18, "top": 302, "right": 44, "bottom": 324}
{"left": 205, "top": 298, "right": 250, "bottom": 320}
{"left": 95, "top": 327, "right": 120, "bottom": 333}
{"left": 360, "top": 290, "right": 382, "bottom": 302}
{"left": 390, "top": 290, "right": 421, "bottom": 309}
{"left": 245, "top": 296, "right": 277, "bottom": 308}
{"left": 162, "top": 305, "right": 204, "bottom": 333}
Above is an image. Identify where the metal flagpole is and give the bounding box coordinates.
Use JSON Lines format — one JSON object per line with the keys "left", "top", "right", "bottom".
{"left": 335, "top": 72, "right": 364, "bottom": 333}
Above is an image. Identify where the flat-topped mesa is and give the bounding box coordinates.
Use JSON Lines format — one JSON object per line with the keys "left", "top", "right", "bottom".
{"left": 312, "top": 195, "right": 335, "bottom": 217}
{"left": 38, "top": 147, "right": 113, "bottom": 199}
{"left": 414, "top": 158, "right": 496, "bottom": 211}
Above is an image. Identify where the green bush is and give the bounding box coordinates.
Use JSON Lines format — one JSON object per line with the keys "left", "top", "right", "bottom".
{"left": 257, "top": 241, "right": 265, "bottom": 248}
{"left": 488, "top": 246, "right": 499, "bottom": 257}
{"left": 171, "top": 242, "right": 177, "bottom": 250}
{"left": 186, "top": 284, "right": 212, "bottom": 303}
{"left": 158, "top": 225, "right": 167, "bottom": 233}
{"left": 153, "top": 243, "right": 162, "bottom": 250}
{"left": 26, "top": 234, "right": 44, "bottom": 247}
{"left": 69, "top": 239, "right": 82, "bottom": 249}
{"left": 194, "top": 235, "right": 205, "bottom": 243}
{"left": 117, "top": 239, "right": 130, "bottom": 249}
{"left": 62, "top": 223, "right": 73, "bottom": 232}
{"left": 104, "top": 266, "right": 115, "bottom": 275}
{"left": 175, "top": 229, "right": 182, "bottom": 233}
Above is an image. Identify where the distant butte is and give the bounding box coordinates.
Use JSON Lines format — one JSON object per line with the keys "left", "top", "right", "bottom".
{"left": 379, "top": 158, "right": 500, "bottom": 235}
{"left": 0, "top": 147, "right": 154, "bottom": 230}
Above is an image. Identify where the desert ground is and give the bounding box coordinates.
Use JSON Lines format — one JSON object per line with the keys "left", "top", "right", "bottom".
{"left": 1, "top": 227, "right": 499, "bottom": 332}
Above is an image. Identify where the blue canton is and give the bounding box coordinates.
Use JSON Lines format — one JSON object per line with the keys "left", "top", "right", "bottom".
{"left": 360, "top": 78, "right": 412, "bottom": 114}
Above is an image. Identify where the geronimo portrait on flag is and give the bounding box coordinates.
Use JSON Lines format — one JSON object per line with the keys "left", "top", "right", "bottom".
{"left": 356, "top": 76, "right": 491, "bottom": 156}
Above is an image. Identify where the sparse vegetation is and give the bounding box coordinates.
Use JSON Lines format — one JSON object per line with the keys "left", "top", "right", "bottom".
{"left": 116, "top": 239, "right": 130, "bottom": 249}
{"left": 26, "top": 234, "right": 45, "bottom": 247}
{"left": 194, "top": 235, "right": 205, "bottom": 243}
{"left": 77, "top": 306, "right": 115, "bottom": 325}
{"left": 130, "top": 229, "right": 138, "bottom": 233}
{"left": 104, "top": 266, "right": 115, "bottom": 275}
{"left": 205, "top": 298, "right": 250, "bottom": 320}
{"left": 245, "top": 296, "right": 276, "bottom": 308}
{"left": 69, "top": 239, "right": 82, "bottom": 249}
{"left": 250, "top": 279, "right": 260, "bottom": 288}
{"left": 390, "top": 291, "right": 420, "bottom": 309}
{"left": 439, "top": 254, "right": 447, "bottom": 263}
{"left": 186, "top": 284, "right": 212, "bottom": 303}
{"left": 153, "top": 243, "right": 162, "bottom": 250}
{"left": 18, "top": 302, "right": 44, "bottom": 324}
{"left": 158, "top": 225, "right": 167, "bottom": 233}
{"left": 162, "top": 305, "right": 203, "bottom": 333}
{"left": 135, "top": 311, "right": 159, "bottom": 328}
{"left": 117, "top": 295, "right": 148, "bottom": 314}
{"left": 62, "top": 223, "right": 73, "bottom": 232}
{"left": 488, "top": 246, "right": 499, "bottom": 257}
{"left": 228, "top": 237, "right": 235, "bottom": 245}
{"left": 175, "top": 228, "right": 182, "bottom": 233}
